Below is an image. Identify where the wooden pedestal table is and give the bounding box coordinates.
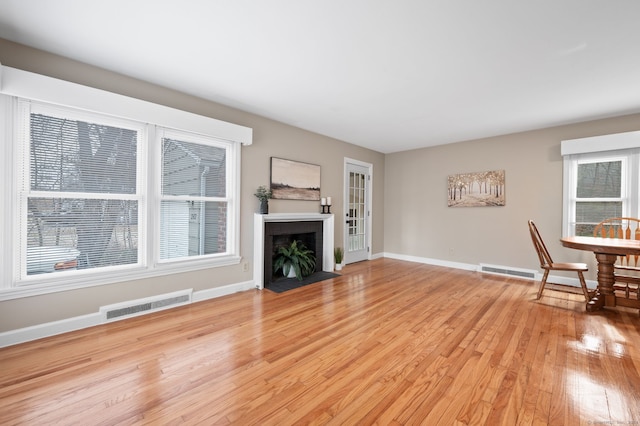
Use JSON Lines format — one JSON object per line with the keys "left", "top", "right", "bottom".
{"left": 560, "top": 236, "right": 640, "bottom": 312}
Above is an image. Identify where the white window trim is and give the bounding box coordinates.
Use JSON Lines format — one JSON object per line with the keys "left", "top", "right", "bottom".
{"left": 0, "top": 66, "right": 253, "bottom": 145}
{"left": 0, "top": 66, "right": 252, "bottom": 301}
{"left": 561, "top": 131, "right": 640, "bottom": 156}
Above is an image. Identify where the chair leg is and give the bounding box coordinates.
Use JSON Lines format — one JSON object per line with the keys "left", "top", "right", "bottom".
{"left": 577, "top": 271, "right": 590, "bottom": 302}
{"left": 537, "top": 269, "right": 549, "bottom": 300}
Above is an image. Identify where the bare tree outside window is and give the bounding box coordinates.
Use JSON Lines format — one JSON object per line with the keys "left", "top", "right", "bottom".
{"left": 574, "top": 161, "right": 622, "bottom": 236}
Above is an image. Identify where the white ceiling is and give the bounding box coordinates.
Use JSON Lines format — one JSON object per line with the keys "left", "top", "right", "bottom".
{"left": 1, "top": 1, "right": 639, "bottom": 153}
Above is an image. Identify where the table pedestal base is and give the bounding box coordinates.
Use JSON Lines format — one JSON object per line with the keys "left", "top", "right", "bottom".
{"left": 585, "top": 253, "right": 618, "bottom": 312}
{"left": 586, "top": 289, "right": 604, "bottom": 312}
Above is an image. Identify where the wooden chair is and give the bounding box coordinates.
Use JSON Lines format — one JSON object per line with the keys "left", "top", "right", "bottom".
{"left": 528, "top": 220, "right": 591, "bottom": 301}
{"left": 593, "top": 217, "right": 640, "bottom": 299}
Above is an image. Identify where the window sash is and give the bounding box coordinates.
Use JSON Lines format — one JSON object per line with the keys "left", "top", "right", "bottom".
{"left": 563, "top": 149, "right": 639, "bottom": 237}
{"left": 158, "top": 129, "right": 234, "bottom": 262}
{"left": 16, "top": 101, "right": 147, "bottom": 281}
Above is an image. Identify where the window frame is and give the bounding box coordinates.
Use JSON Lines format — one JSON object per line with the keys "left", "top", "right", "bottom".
{"left": 0, "top": 66, "right": 251, "bottom": 300}
{"left": 155, "top": 128, "right": 239, "bottom": 264}
{"left": 562, "top": 146, "right": 640, "bottom": 237}
{"left": 16, "top": 100, "right": 149, "bottom": 282}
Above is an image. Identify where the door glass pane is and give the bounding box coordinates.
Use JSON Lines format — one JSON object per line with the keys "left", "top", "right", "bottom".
{"left": 348, "top": 171, "right": 366, "bottom": 252}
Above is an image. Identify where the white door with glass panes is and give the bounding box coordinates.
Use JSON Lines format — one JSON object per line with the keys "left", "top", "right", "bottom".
{"left": 344, "top": 161, "right": 371, "bottom": 264}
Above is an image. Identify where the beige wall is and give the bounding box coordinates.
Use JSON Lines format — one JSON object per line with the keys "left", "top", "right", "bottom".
{"left": 0, "top": 39, "right": 385, "bottom": 331}
{"left": 384, "top": 113, "right": 640, "bottom": 281}
{"left": 2, "top": 37, "right": 639, "bottom": 335}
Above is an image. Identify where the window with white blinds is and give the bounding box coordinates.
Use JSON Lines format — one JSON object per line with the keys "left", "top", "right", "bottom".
{"left": 4, "top": 97, "right": 241, "bottom": 294}
{"left": 562, "top": 133, "right": 640, "bottom": 237}
{"left": 20, "top": 104, "right": 144, "bottom": 276}
{"left": 159, "top": 131, "right": 231, "bottom": 261}
{"left": 0, "top": 67, "right": 249, "bottom": 297}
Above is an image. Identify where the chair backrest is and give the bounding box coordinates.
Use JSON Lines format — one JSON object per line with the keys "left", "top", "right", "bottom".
{"left": 593, "top": 217, "right": 640, "bottom": 268}
{"left": 528, "top": 220, "right": 553, "bottom": 268}
{"left": 593, "top": 217, "right": 640, "bottom": 239}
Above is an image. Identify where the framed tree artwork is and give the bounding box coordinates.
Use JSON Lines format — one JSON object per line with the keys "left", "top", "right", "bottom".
{"left": 447, "top": 169, "right": 505, "bottom": 207}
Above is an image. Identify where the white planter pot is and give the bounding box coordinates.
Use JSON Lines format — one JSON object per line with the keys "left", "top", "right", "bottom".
{"left": 285, "top": 263, "right": 297, "bottom": 278}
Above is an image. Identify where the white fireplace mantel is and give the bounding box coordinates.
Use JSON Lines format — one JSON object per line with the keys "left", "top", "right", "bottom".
{"left": 253, "top": 213, "right": 335, "bottom": 289}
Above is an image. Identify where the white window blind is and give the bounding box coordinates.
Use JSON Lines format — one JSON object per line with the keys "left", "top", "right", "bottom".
{"left": 159, "top": 130, "right": 232, "bottom": 261}
{"left": 18, "top": 101, "right": 145, "bottom": 277}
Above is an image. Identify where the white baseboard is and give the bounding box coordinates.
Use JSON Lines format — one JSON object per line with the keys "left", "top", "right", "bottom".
{"left": 533, "top": 272, "right": 597, "bottom": 289}
{"left": 0, "top": 279, "right": 257, "bottom": 348}
{"left": 192, "top": 280, "right": 256, "bottom": 302}
{"left": 0, "top": 313, "right": 103, "bottom": 349}
{"left": 383, "top": 252, "right": 477, "bottom": 271}
{"left": 382, "top": 252, "right": 597, "bottom": 289}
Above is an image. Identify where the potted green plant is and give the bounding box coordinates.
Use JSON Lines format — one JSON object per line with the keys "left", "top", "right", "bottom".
{"left": 334, "top": 246, "right": 344, "bottom": 271}
{"left": 254, "top": 185, "right": 272, "bottom": 214}
{"left": 273, "top": 240, "right": 316, "bottom": 280}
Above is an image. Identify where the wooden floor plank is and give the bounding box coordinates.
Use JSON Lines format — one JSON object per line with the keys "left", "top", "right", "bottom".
{"left": 2, "top": 258, "right": 640, "bottom": 424}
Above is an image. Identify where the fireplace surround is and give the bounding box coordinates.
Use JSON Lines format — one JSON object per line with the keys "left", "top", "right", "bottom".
{"left": 253, "top": 213, "right": 335, "bottom": 289}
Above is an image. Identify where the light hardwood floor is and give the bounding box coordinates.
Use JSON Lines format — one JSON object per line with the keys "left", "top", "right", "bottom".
{"left": 1, "top": 258, "right": 640, "bottom": 425}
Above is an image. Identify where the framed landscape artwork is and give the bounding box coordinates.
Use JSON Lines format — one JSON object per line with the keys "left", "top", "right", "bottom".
{"left": 270, "top": 157, "right": 321, "bottom": 201}
{"left": 447, "top": 169, "right": 505, "bottom": 207}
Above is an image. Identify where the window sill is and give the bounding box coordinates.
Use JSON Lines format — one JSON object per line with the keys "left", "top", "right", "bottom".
{"left": 0, "top": 255, "right": 241, "bottom": 301}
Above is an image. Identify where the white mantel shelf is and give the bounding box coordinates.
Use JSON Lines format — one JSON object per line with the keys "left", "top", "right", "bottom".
{"left": 253, "top": 213, "right": 335, "bottom": 289}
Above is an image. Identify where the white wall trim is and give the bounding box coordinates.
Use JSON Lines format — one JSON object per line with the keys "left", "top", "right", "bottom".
{"left": 192, "top": 280, "right": 256, "bottom": 302}
{"left": 0, "top": 279, "right": 255, "bottom": 348}
{"left": 0, "top": 313, "right": 103, "bottom": 349}
{"left": 370, "top": 252, "right": 385, "bottom": 260}
{"left": 383, "top": 252, "right": 478, "bottom": 271}
{"left": 561, "top": 131, "right": 640, "bottom": 156}
{"left": 531, "top": 272, "right": 597, "bottom": 289}
{"left": 382, "top": 252, "right": 597, "bottom": 288}
{"left": 0, "top": 65, "right": 253, "bottom": 145}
